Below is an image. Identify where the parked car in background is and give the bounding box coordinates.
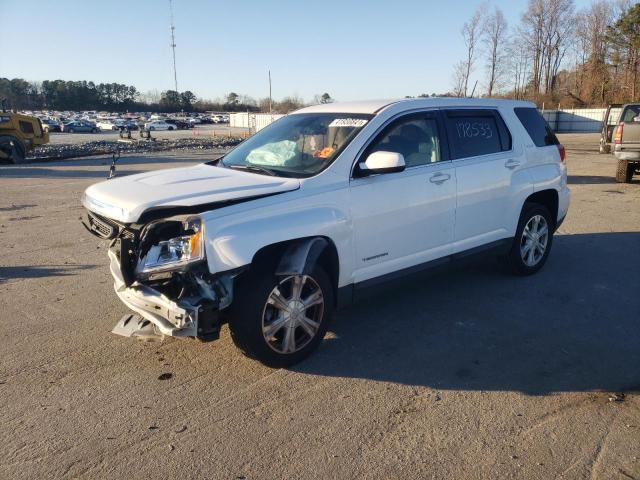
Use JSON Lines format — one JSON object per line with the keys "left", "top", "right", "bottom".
{"left": 198, "top": 116, "right": 214, "bottom": 124}
{"left": 144, "top": 120, "right": 175, "bottom": 131}
{"left": 61, "top": 120, "right": 98, "bottom": 133}
{"left": 97, "top": 120, "right": 117, "bottom": 131}
{"left": 166, "top": 119, "right": 192, "bottom": 130}
{"left": 82, "top": 98, "right": 570, "bottom": 367}
{"left": 41, "top": 119, "right": 61, "bottom": 132}
{"left": 188, "top": 117, "right": 201, "bottom": 126}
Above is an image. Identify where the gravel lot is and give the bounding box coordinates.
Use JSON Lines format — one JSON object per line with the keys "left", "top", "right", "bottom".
{"left": 1, "top": 134, "right": 639, "bottom": 479}
{"left": 47, "top": 124, "right": 249, "bottom": 145}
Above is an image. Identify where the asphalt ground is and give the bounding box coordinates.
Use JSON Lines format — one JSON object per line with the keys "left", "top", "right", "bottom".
{"left": 0, "top": 134, "right": 639, "bottom": 479}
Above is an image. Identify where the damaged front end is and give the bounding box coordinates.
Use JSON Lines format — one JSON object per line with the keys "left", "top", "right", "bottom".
{"left": 84, "top": 211, "right": 236, "bottom": 341}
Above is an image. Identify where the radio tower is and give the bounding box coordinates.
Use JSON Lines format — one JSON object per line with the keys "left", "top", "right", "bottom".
{"left": 169, "top": 0, "right": 178, "bottom": 92}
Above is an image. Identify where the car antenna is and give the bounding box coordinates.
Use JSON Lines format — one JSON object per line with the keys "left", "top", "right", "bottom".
{"left": 108, "top": 150, "right": 120, "bottom": 179}
{"left": 469, "top": 80, "right": 478, "bottom": 98}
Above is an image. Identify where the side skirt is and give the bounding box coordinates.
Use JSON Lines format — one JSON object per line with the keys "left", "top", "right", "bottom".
{"left": 336, "top": 238, "right": 512, "bottom": 310}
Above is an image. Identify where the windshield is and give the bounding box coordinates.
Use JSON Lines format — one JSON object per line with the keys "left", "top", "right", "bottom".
{"left": 218, "top": 113, "right": 372, "bottom": 177}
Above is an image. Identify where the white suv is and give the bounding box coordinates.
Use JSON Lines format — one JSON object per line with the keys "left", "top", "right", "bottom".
{"left": 82, "top": 98, "right": 570, "bottom": 367}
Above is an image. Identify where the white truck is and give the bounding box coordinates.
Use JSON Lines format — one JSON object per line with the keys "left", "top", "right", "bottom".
{"left": 82, "top": 98, "right": 570, "bottom": 367}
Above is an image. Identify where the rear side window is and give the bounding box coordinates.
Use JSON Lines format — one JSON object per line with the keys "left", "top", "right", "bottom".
{"left": 444, "top": 110, "right": 511, "bottom": 159}
{"left": 19, "top": 121, "right": 34, "bottom": 134}
{"left": 514, "top": 107, "right": 559, "bottom": 147}
{"left": 621, "top": 105, "right": 640, "bottom": 122}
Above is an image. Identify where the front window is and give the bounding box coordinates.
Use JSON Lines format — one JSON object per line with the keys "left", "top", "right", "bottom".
{"left": 218, "top": 113, "right": 372, "bottom": 177}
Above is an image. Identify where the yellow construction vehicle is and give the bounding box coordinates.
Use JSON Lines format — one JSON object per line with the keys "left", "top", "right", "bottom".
{"left": 0, "top": 99, "right": 49, "bottom": 164}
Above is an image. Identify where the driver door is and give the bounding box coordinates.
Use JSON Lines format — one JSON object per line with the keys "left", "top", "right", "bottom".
{"left": 349, "top": 111, "right": 456, "bottom": 284}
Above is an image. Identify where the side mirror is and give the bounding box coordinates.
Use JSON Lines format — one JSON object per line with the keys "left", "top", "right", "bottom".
{"left": 358, "top": 151, "right": 405, "bottom": 176}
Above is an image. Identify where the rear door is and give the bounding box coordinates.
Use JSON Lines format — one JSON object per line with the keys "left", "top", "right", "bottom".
{"left": 443, "top": 109, "right": 518, "bottom": 252}
{"left": 349, "top": 111, "right": 456, "bottom": 283}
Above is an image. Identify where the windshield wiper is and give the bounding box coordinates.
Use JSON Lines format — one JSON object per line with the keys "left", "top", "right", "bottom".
{"left": 226, "top": 164, "right": 277, "bottom": 176}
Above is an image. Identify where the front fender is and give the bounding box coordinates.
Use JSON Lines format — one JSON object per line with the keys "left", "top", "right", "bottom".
{"left": 202, "top": 206, "right": 352, "bottom": 286}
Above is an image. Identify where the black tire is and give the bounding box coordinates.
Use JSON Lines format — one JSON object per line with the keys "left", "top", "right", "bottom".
{"left": 92, "top": 128, "right": 98, "bottom": 133}
{"left": 11, "top": 141, "right": 26, "bottom": 164}
{"left": 68, "top": 128, "right": 75, "bottom": 133}
{"left": 0, "top": 136, "right": 26, "bottom": 164}
{"left": 615, "top": 158, "right": 634, "bottom": 183}
{"left": 168, "top": 126, "right": 174, "bottom": 130}
{"left": 228, "top": 264, "right": 334, "bottom": 368}
{"left": 149, "top": 127, "right": 155, "bottom": 131}
{"left": 507, "top": 203, "right": 554, "bottom": 276}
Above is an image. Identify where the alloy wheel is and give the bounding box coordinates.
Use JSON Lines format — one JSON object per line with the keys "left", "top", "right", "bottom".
{"left": 261, "top": 275, "right": 324, "bottom": 354}
{"left": 520, "top": 214, "right": 549, "bottom": 267}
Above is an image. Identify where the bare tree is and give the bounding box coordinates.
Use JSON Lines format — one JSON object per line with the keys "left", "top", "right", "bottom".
{"left": 482, "top": 7, "right": 508, "bottom": 96}
{"left": 573, "top": 1, "right": 614, "bottom": 103}
{"left": 141, "top": 89, "right": 161, "bottom": 104}
{"left": 460, "top": 8, "right": 484, "bottom": 97}
{"left": 519, "top": 0, "right": 574, "bottom": 97}
{"left": 451, "top": 61, "right": 467, "bottom": 97}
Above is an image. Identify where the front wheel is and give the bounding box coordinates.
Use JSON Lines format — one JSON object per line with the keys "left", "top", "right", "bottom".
{"left": 507, "top": 203, "right": 554, "bottom": 276}
{"left": 228, "top": 265, "right": 333, "bottom": 367}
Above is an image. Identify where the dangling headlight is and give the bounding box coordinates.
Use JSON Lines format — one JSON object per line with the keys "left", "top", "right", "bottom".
{"left": 137, "top": 218, "right": 204, "bottom": 274}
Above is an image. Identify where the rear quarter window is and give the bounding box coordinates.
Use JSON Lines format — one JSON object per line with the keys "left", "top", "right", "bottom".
{"left": 444, "top": 110, "right": 512, "bottom": 159}
{"left": 514, "top": 107, "right": 558, "bottom": 147}
{"left": 621, "top": 105, "right": 640, "bottom": 122}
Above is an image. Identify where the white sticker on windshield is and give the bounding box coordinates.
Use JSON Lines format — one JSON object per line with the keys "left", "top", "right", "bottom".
{"left": 329, "top": 118, "right": 368, "bottom": 128}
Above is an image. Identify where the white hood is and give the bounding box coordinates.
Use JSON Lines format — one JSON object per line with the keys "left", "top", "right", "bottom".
{"left": 82, "top": 164, "right": 300, "bottom": 223}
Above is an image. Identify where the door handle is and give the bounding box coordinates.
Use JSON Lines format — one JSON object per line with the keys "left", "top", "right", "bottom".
{"left": 429, "top": 172, "right": 451, "bottom": 184}
{"left": 505, "top": 159, "right": 521, "bottom": 169}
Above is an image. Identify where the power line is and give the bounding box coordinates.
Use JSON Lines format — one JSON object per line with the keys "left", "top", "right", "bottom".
{"left": 169, "top": 0, "right": 178, "bottom": 92}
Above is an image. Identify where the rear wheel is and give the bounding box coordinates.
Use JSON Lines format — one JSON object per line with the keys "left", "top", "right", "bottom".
{"left": 228, "top": 265, "right": 333, "bottom": 367}
{"left": 507, "top": 203, "right": 554, "bottom": 276}
{"left": 615, "top": 158, "right": 634, "bottom": 183}
{"left": 68, "top": 128, "right": 75, "bottom": 133}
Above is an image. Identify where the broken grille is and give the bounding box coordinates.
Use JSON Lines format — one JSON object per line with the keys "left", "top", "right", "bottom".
{"left": 87, "top": 212, "right": 117, "bottom": 239}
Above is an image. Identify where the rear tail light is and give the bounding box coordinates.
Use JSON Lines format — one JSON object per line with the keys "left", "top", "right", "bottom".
{"left": 557, "top": 144, "right": 566, "bottom": 163}
{"left": 614, "top": 123, "right": 624, "bottom": 144}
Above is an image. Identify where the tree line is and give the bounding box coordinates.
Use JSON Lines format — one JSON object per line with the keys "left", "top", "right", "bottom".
{"left": 0, "top": 77, "right": 333, "bottom": 114}
{"left": 451, "top": 0, "right": 640, "bottom": 107}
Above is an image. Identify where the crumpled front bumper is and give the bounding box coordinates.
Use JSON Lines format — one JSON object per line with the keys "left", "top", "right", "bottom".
{"left": 108, "top": 248, "right": 198, "bottom": 337}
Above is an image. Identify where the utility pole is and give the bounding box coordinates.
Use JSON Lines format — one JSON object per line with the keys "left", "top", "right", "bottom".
{"left": 268, "top": 70, "right": 272, "bottom": 114}
{"left": 169, "top": 0, "right": 178, "bottom": 92}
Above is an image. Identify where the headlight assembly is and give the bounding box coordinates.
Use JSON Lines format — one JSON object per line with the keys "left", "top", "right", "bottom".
{"left": 137, "top": 218, "right": 204, "bottom": 274}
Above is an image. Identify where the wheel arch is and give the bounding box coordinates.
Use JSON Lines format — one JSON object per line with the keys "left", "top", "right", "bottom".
{"left": 524, "top": 189, "right": 559, "bottom": 227}
{"left": 251, "top": 236, "right": 340, "bottom": 306}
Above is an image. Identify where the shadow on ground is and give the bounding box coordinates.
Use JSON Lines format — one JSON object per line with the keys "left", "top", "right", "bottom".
{"left": 567, "top": 174, "right": 616, "bottom": 185}
{"left": 0, "top": 153, "right": 223, "bottom": 179}
{"left": 0, "top": 264, "right": 96, "bottom": 282}
{"left": 0, "top": 168, "right": 148, "bottom": 179}
{"left": 297, "top": 232, "right": 640, "bottom": 395}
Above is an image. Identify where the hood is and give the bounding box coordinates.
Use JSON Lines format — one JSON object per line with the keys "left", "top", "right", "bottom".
{"left": 82, "top": 164, "right": 300, "bottom": 223}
